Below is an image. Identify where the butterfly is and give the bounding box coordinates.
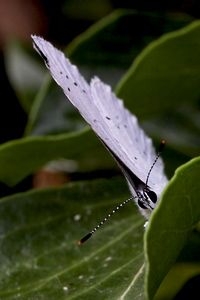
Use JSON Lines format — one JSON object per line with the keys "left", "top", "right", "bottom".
{"left": 32, "top": 35, "right": 168, "bottom": 242}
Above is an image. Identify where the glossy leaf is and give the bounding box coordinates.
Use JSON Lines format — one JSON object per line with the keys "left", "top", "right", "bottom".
{"left": 0, "top": 177, "right": 145, "bottom": 299}
{"left": 145, "top": 156, "right": 200, "bottom": 299}
{"left": 117, "top": 21, "right": 200, "bottom": 119}
{"left": 0, "top": 129, "right": 114, "bottom": 186}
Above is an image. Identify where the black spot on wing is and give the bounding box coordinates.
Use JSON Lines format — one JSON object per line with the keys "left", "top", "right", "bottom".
{"left": 106, "top": 116, "right": 111, "bottom": 120}
{"left": 65, "top": 73, "right": 85, "bottom": 93}
{"left": 33, "top": 41, "right": 49, "bottom": 67}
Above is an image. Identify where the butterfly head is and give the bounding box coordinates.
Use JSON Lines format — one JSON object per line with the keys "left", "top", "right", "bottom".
{"left": 137, "top": 188, "right": 157, "bottom": 209}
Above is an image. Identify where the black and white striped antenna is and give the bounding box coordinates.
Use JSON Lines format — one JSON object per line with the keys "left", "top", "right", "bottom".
{"left": 78, "top": 196, "right": 134, "bottom": 245}
{"left": 145, "top": 139, "right": 166, "bottom": 188}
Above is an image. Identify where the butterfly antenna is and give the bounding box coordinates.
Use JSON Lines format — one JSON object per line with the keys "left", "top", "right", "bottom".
{"left": 78, "top": 196, "right": 134, "bottom": 245}
{"left": 145, "top": 139, "right": 166, "bottom": 188}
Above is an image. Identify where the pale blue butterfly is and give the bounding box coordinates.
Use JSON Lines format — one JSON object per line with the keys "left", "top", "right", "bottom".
{"left": 32, "top": 35, "right": 168, "bottom": 243}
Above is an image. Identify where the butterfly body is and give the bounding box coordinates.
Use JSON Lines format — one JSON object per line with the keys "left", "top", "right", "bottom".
{"left": 32, "top": 35, "right": 168, "bottom": 219}
{"left": 105, "top": 144, "right": 158, "bottom": 218}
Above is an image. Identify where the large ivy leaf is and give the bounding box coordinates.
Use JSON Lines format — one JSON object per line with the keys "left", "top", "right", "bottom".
{"left": 0, "top": 129, "right": 116, "bottom": 186}
{"left": 144, "top": 156, "right": 200, "bottom": 299}
{"left": 0, "top": 177, "right": 145, "bottom": 299}
{"left": 0, "top": 152, "right": 199, "bottom": 299}
{"left": 1, "top": 156, "right": 199, "bottom": 299}
{"left": 117, "top": 21, "right": 200, "bottom": 119}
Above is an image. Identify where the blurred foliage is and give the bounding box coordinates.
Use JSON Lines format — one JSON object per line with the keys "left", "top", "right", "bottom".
{"left": 0, "top": 2, "right": 200, "bottom": 299}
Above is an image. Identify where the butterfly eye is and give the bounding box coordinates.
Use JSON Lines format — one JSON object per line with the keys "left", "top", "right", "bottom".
{"left": 145, "top": 190, "right": 157, "bottom": 204}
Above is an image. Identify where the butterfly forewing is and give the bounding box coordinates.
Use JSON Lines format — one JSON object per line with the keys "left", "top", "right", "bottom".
{"left": 32, "top": 35, "right": 168, "bottom": 212}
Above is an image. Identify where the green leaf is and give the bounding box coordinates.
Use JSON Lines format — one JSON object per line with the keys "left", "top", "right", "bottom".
{"left": 145, "top": 156, "right": 200, "bottom": 300}
{"left": 0, "top": 129, "right": 116, "bottom": 186}
{"left": 117, "top": 21, "right": 200, "bottom": 119}
{"left": 0, "top": 177, "right": 145, "bottom": 299}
